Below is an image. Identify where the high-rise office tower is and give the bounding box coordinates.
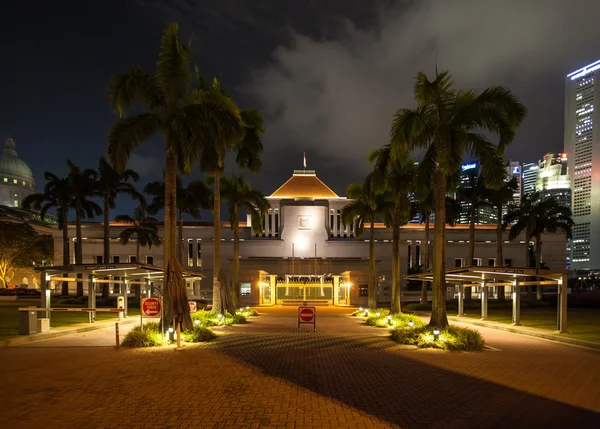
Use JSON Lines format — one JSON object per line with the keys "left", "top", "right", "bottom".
{"left": 536, "top": 152, "right": 572, "bottom": 270}
{"left": 505, "top": 160, "right": 522, "bottom": 207}
{"left": 522, "top": 162, "right": 538, "bottom": 196}
{"left": 565, "top": 59, "right": 600, "bottom": 270}
{"left": 457, "top": 161, "right": 496, "bottom": 224}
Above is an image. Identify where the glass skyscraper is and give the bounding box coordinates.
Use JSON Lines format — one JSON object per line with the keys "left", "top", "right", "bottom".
{"left": 564, "top": 59, "right": 600, "bottom": 270}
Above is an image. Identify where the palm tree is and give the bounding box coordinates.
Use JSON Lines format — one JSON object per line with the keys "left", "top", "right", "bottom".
{"left": 219, "top": 174, "right": 269, "bottom": 306}
{"left": 457, "top": 173, "right": 491, "bottom": 301}
{"left": 97, "top": 157, "right": 143, "bottom": 264}
{"left": 390, "top": 70, "right": 526, "bottom": 327}
{"left": 199, "top": 106, "right": 264, "bottom": 313}
{"left": 488, "top": 176, "right": 518, "bottom": 300}
{"left": 114, "top": 206, "right": 161, "bottom": 261}
{"left": 368, "top": 146, "right": 415, "bottom": 314}
{"left": 504, "top": 192, "right": 573, "bottom": 300}
{"left": 96, "top": 157, "right": 143, "bottom": 299}
{"left": 114, "top": 206, "right": 161, "bottom": 299}
{"left": 107, "top": 23, "right": 243, "bottom": 322}
{"left": 342, "top": 182, "right": 389, "bottom": 309}
{"left": 67, "top": 160, "right": 102, "bottom": 296}
{"left": 23, "top": 173, "right": 71, "bottom": 295}
{"left": 145, "top": 177, "right": 211, "bottom": 263}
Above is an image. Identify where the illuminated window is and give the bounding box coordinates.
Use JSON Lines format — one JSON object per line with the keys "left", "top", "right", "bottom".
{"left": 3, "top": 178, "right": 6, "bottom": 182}
{"left": 13, "top": 200, "right": 18, "bottom": 207}
{"left": 13, "top": 179, "right": 17, "bottom": 184}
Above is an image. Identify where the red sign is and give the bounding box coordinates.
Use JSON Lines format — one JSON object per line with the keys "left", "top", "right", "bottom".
{"left": 188, "top": 301, "right": 197, "bottom": 312}
{"left": 300, "top": 308, "right": 314, "bottom": 322}
{"left": 141, "top": 298, "right": 162, "bottom": 318}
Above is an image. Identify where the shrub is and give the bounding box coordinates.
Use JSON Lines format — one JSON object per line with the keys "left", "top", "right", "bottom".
{"left": 227, "top": 313, "right": 247, "bottom": 324}
{"left": 390, "top": 325, "right": 485, "bottom": 351}
{"left": 190, "top": 309, "right": 248, "bottom": 326}
{"left": 122, "top": 322, "right": 165, "bottom": 347}
{"left": 238, "top": 308, "right": 258, "bottom": 316}
{"left": 365, "top": 311, "right": 425, "bottom": 329}
{"left": 183, "top": 325, "right": 216, "bottom": 342}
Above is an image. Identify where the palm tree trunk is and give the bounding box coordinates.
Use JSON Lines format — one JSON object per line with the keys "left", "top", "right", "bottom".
{"left": 75, "top": 202, "right": 83, "bottom": 297}
{"left": 163, "top": 146, "right": 177, "bottom": 325}
{"left": 496, "top": 204, "right": 505, "bottom": 301}
{"left": 136, "top": 240, "right": 140, "bottom": 262}
{"left": 430, "top": 171, "right": 448, "bottom": 328}
{"left": 420, "top": 213, "right": 430, "bottom": 304}
{"left": 102, "top": 196, "right": 111, "bottom": 300}
{"left": 536, "top": 233, "right": 543, "bottom": 300}
{"left": 368, "top": 219, "right": 377, "bottom": 309}
{"left": 212, "top": 168, "right": 222, "bottom": 313}
{"left": 525, "top": 226, "right": 533, "bottom": 302}
{"left": 390, "top": 215, "right": 401, "bottom": 314}
{"left": 178, "top": 208, "right": 184, "bottom": 263}
{"left": 61, "top": 212, "right": 69, "bottom": 296}
{"left": 465, "top": 204, "right": 475, "bottom": 302}
{"left": 232, "top": 206, "right": 240, "bottom": 307}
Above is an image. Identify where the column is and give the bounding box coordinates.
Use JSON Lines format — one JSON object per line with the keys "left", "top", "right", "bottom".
{"left": 88, "top": 275, "right": 96, "bottom": 323}
{"left": 264, "top": 214, "right": 269, "bottom": 235}
{"left": 333, "top": 275, "right": 340, "bottom": 305}
{"left": 512, "top": 281, "right": 520, "bottom": 326}
{"left": 40, "top": 270, "right": 50, "bottom": 320}
{"left": 480, "top": 282, "right": 488, "bottom": 320}
{"left": 558, "top": 274, "right": 568, "bottom": 333}
{"left": 457, "top": 284, "right": 464, "bottom": 316}
{"left": 269, "top": 274, "right": 276, "bottom": 305}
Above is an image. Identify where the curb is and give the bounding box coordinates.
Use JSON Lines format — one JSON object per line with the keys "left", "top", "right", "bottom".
{"left": 449, "top": 317, "right": 600, "bottom": 351}
{"left": 411, "top": 311, "right": 600, "bottom": 351}
{"left": 3, "top": 318, "right": 138, "bottom": 347}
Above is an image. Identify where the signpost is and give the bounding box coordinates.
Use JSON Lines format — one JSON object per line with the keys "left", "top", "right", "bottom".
{"left": 298, "top": 306, "right": 316, "bottom": 331}
{"left": 140, "top": 297, "right": 163, "bottom": 332}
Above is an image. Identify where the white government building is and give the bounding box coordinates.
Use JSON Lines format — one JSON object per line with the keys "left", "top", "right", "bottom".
{"left": 50, "top": 169, "right": 568, "bottom": 307}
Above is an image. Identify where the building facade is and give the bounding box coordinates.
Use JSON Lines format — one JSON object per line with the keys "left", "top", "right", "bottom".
{"left": 522, "top": 162, "right": 538, "bottom": 196}
{"left": 457, "top": 161, "right": 497, "bottom": 224}
{"left": 564, "top": 59, "right": 600, "bottom": 270}
{"left": 0, "top": 138, "right": 36, "bottom": 208}
{"left": 50, "top": 170, "right": 568, "bottom": 306}
{"left": 536, "top": 153, "right": 571, "bottom": 208}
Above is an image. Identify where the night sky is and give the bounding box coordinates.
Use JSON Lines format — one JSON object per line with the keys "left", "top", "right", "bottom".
{"left": 4, "top": 0, "right": 600, "bottom": 220}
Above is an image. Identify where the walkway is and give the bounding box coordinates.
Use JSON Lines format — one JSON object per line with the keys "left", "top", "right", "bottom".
{"left": 1, "top": 306, "right": 599, "bottom": 428}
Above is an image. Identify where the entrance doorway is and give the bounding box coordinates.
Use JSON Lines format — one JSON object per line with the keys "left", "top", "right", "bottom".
{"left": 276, "top": 275, "right": 333, "bottom": 305}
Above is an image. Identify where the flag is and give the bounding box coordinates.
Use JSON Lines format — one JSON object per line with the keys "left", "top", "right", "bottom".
{"left": 303, "top": 152, "right": 307, "bottom": 168}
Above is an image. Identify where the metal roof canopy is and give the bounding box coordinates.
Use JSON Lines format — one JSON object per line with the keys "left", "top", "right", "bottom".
{"left": 34, "top": 263, "right": 203, "bottom": 322}
{"left": 36, "top": 263, "right": 203, "bottom": 281}
{"left": 405, "top": 266, "right": 568, "bottom": 333}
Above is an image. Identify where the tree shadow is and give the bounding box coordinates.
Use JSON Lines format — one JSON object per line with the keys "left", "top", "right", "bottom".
{"left": 213, "top": 332, "right": 600, "bottom": 428}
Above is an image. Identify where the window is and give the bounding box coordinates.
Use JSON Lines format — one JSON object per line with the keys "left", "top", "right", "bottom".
{"left": 407, "top": 244, "right": 412, "bottom": 268}
{"left": 13, "top": 200, "right": 18, "bottom": 207}
{"left": 415, "top": 243, "right": 421, "bottom": 267}
{"left": 487, "top": 258, "right": 495, "bottom": 267}
{"left": 472, "top": 258, "right": 481, "bottom": 267}
{"left": 146, "top": 256, "right": 154, "bottom": 265}
{"left": 359, "top": 285, "right": 368, "bottom": 297}
{"left": 3, "top": 178, "right": 6, "bottom": 182}
{"left": 240, "top": 283, "right": 251, "bottom": 296}
{"left": 275, "top": 213, "right": 279, "bottom": 233}
{"left": 22, "top": 181, "right": 25, "bottom": 186}
{"left": 455, "top": 258, "right": 463, "bottom": 268}
{"left": 13, "top": 179, "right": 17, "bottom": 184}
{"left": 113, "top": 256, "right": 120, "bottom": 263}
{"left": 129, "top": 256, "right": 137, "bottom": 263}
{"left": 188, "top": 242, "right": 194, "bottom": 266}
{"left": 113, "top": 277, "right": 120, "bottom": 294}
{"left": 197, "top": 242, "right": 201, "bottom": 261}
{"left": 96, "top": 256, "right": 103, "bottom": 264}
{"left": 504, "top": 258, "right": 512, "bottom": 267}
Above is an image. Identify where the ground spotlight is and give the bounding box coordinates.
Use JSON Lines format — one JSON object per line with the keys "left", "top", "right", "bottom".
{"left": 433, "top": 328, "right": 440, "bottom": 341}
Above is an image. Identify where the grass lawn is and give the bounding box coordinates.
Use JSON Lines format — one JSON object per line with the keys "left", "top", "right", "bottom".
{"left": 459, "top": 306, "right": 600, "bottom": 343}
{"left": 0, "top": 299, "right": 140, "bottom": 341}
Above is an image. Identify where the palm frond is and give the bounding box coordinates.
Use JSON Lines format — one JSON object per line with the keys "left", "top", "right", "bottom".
{"left": 107, "top": 114, "right": 160, "bottom": 172}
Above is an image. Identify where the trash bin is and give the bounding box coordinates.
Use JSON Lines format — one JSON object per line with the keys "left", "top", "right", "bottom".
{"left": 19, "top": 309, "right": 38, "bottom": 335}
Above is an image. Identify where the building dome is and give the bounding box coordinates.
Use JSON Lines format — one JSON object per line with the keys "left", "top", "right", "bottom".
{"left": 0, "top": 138, "right": 34, "bottom": 181}
{"left": 0, "top": 138, "right": 36, "bottom": 208}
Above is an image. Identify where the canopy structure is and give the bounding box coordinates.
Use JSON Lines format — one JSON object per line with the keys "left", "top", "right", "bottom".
{"left": 35, "top": 263, "right": 203, "bottom": 321}
{"left": 406, "top": 267, "right": 568, "bottom": 333}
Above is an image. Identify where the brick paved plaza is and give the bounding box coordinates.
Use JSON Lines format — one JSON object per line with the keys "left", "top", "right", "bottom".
{"left": 1, "top": 306, "right": 600, "bottom": 429}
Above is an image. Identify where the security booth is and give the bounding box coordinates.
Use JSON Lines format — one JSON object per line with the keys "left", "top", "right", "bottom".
{"left": 33, "top": 263, "right": 203, "bottom": 324}
{"left": 406, "top": 267, "right": 569, "bottom": 333}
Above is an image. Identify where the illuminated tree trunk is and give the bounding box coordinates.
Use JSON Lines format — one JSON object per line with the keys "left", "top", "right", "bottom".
{"left": 535, "top": 233, "right": 543, "bottom": 300}
{"left": 430, "top": 171, "right": 448, "bottom": 328}
{"left": 102, "top": 196, "right": 111, "bottom": 300}
{"left": 420, "top": 213, "right": 430, "bottom": 304}
{"left": 163, "top": 146, "right": 177, "bottom": 325}
{"left": 496, "top": 204, "right": 505, "bottom": 301}
{"left": 178, "top": 208, "right": 184, "bottom": 263}
{"left": 212, "top": 168, "right": 222, "bottom": 313}
{"left": 232, "top": 205, "right": 240, "bottom": 307}
{"left": 390, "top": 211, "right": 401, "bottom": 314}
{"left": 368, "top": 219, "right": 377, "bottom": 309}
{"left": 75, "top": 201, "right": 83, "bottom": 297}
{"left": 465, "top": 203, "right": 476, "bottom": 302}
{"left": 61, "top": 209, "right": 69, "bottom": 296}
